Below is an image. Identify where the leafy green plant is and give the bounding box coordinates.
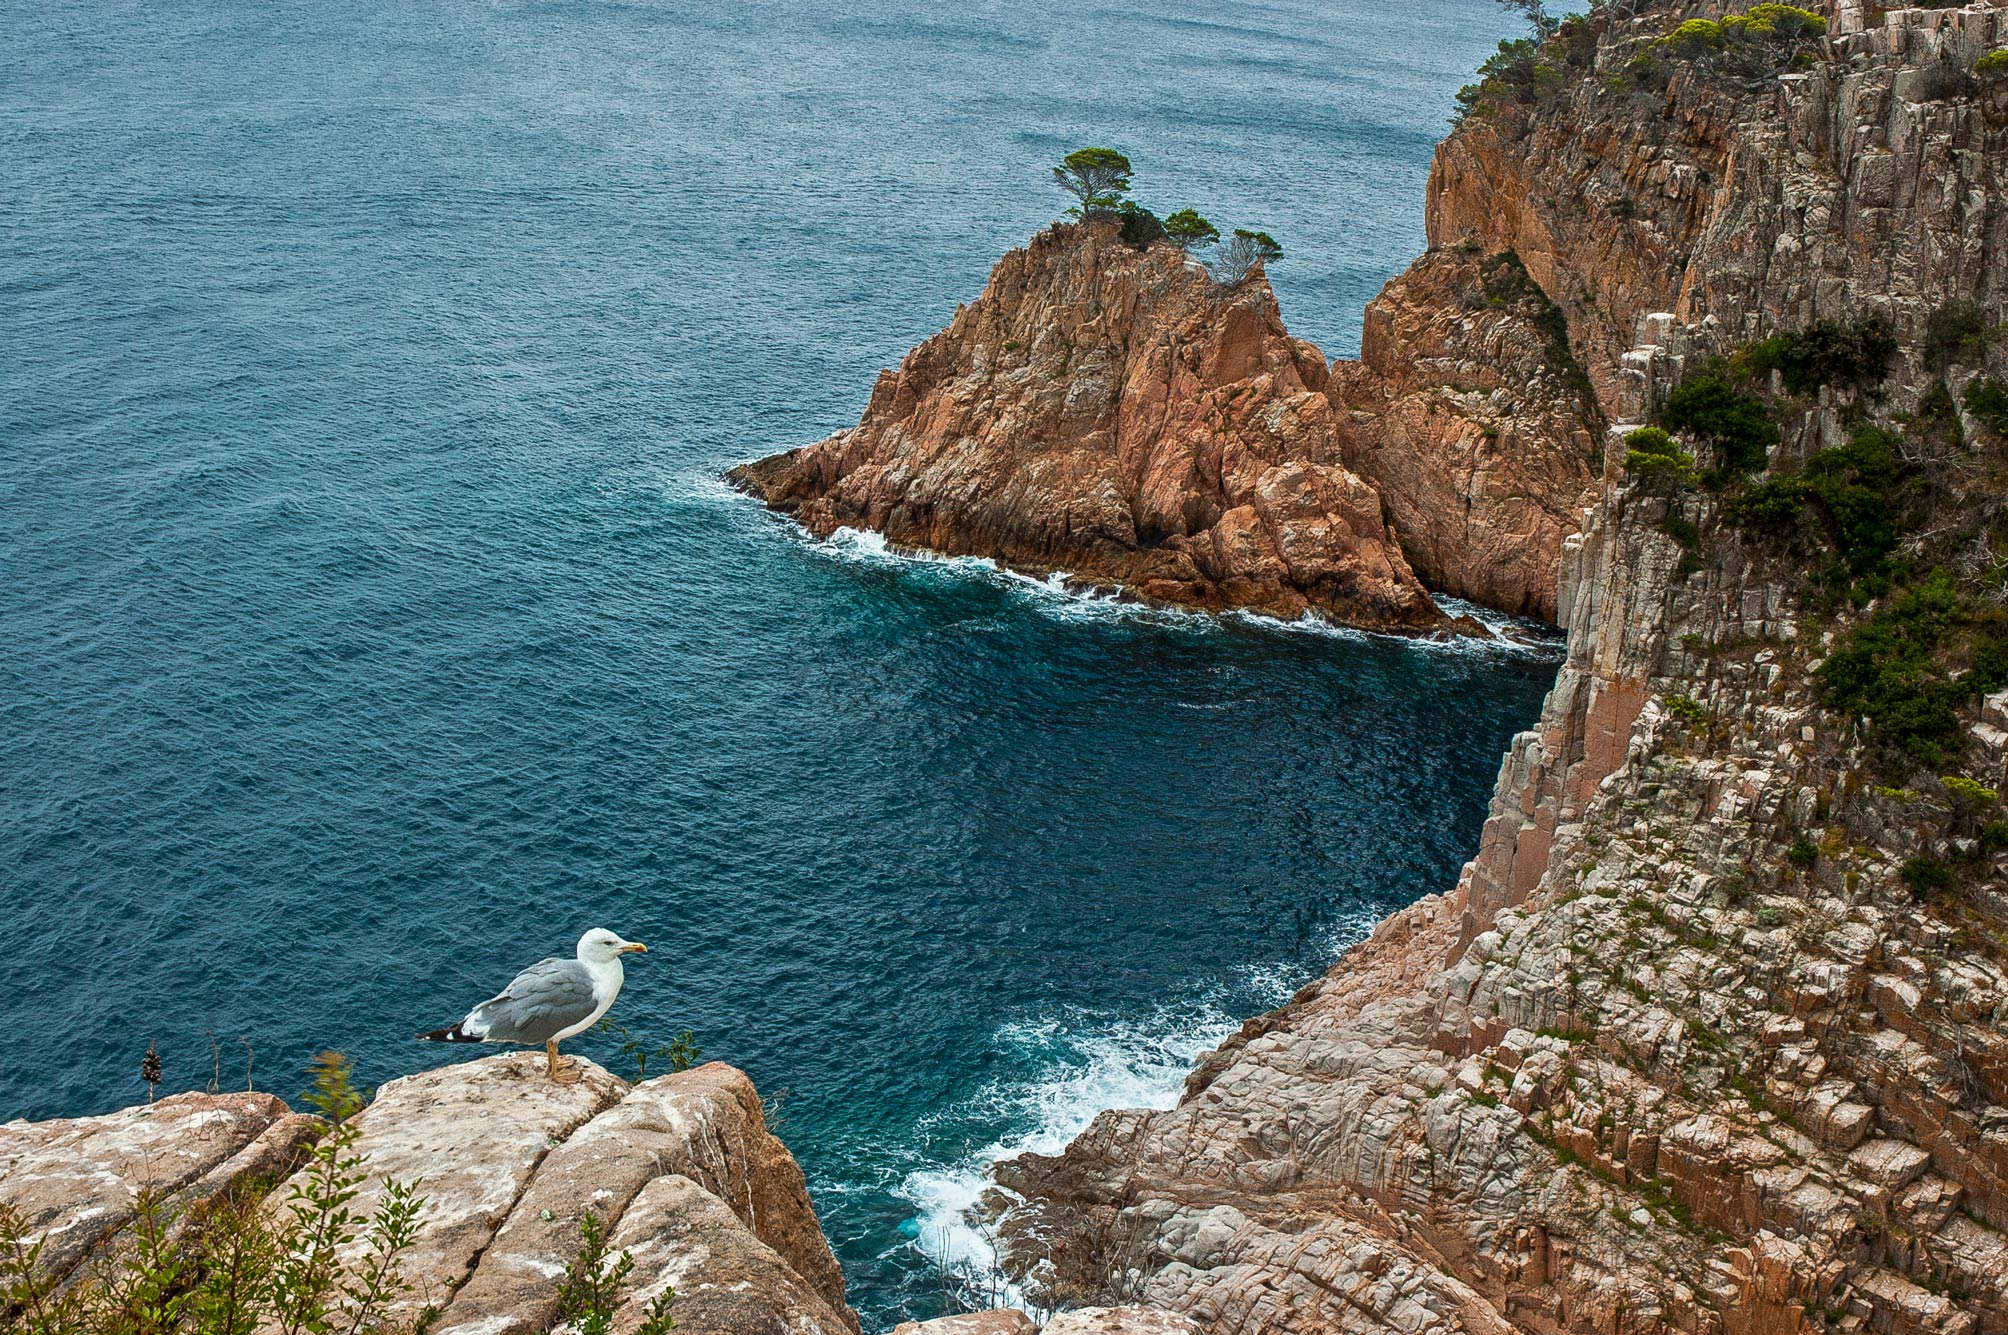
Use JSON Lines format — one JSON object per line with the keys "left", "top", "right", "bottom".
{"left": 1162, "top": 209, "right": 1218, "bottom": 250}
{"left": 1817, "top": 571, "right": 1971, "bottom": 768}
{"left": 1925, "top": 300, "right": 1988, "bottom": 371}
{"left": 0, "top": 1053, "right": 429, "bottom": 1335}
{"left": 1942, "top": 775, "right": 1999, "bottom": 809}
{"left": 1975, "top": 48, "right": 2008, "bottom": 75}
{"left": 1453, "top": 37, "right": 1562, "bottom": 124}
{"left": 594, "top": 1020, "right": 704, "bottom": 1082}
{"left": 1623, "top": 426, "right": 1697, "bottom": 489}
{"left": 1787, "top": 837, "right": 1817, "bottom": 869}
{"left": 1738, "top": 315, "right": 1895, "bottom": 396}
{"left": 555, "top": 1213, "right": 632, "bottom": 1335}
{"left": 555, "top": 1212, "right": 676, "bottom": 1335}
{"left": 1115, "top": 201, "right": 1164, "bottom": 250}
{"left": 1051, "top": 147, "right": 1133, "bottom": 216}
{"left": 1663, "top": 694, "right": 1709, "bottom": 726}
{"left": 666, "top": 1031, "right": 703, "bottom": 1074}
{"left": 1902, "top": 856, "right": 1954, "bottom": 894}
{"left": 1662, "top": 373, "right": 1777, "bottom": 480}
{"left": 1966, "top": 377, "right": 2008, "bottom": 437}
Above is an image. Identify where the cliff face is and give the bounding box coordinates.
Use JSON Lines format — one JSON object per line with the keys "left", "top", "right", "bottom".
{"left": 1330, "top": 248, "right": 1607, "bottom": 621}
{"left": 993, "top": 4, "right": 2008, "bottom": 1334}
{"left": 732, "top": 223, "right": 1452, "bottom": 633}
{"left": 0, "top": 1056, "right": 859, "bottom": 1335}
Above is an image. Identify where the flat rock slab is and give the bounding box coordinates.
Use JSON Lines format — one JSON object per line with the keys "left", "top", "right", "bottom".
{"left": 890, "top": 1311, "right": 1038, "bottom": 1335}
{"left": 273, "top": 1051, "right": 625, "bottom": 1322}
{"left": 434, "top": 1062, "right": 852, "bottom": 1335}
{"left": 609, "top": 1173, "right": 854, "bottom": 1335}
{"left": 0, "top": 1091, "right": 292, "bottom": 1279}
{"left": 1043, "top": 1308, "right": 1205, "bottom": 1335}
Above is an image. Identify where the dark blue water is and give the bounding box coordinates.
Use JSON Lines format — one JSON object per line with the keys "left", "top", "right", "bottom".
{"left": 1, "top": 0, "right": 1541, "bottom": 1326}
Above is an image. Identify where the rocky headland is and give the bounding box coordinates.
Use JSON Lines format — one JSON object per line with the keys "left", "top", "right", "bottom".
{"left": 971, "top": 1, "right": 2008, "bottom": 1333}
{"left": 13, "top": 1, "right": 2008, "bottom": 1333}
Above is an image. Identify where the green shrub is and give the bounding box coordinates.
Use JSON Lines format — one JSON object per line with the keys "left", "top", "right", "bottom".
{"left": 1902, "top": 856, "right": 1954, "bottom": 894}
{"left": 1739, "top": 316, "right": 1895, "bottom": 395}
{"left": 1653, "top": 5, "right": 1825, "bottom": 67}
{"left": 1663, "top": 373, "right": 1778, "bottom": 478}
{"left": 1660, "top": 516, "right": 1704, "bottom": 576}
{"left": 1975, "top": 48, "right": 2008, "bottom": 75}
{"left": 1942, "top": 775, "right": 1999, "bottom": 808}
{"left": 557, "top": 1212, "right": 677, "bottom": 1335}
{"left": 1624, "top": 426, "right": 1698, "bottom": 488}
{"left": 1663, "top": 693, "right": 1709, "bottom": 725}
{"left": 0, "top": 1053, "right": 431, "bottom": 1335}
{"left": 1116, "top": 201, "right": 1165, "bottom": 249}
{"left": 1966, "top": 377, "right": 2008, "bottom": 436}
{"left": 1163, "top": 208, "right": 1219, "bottom": 249}
{"left": 1742, "top": 3, "right": 1828, "bottom": 39}
{"left": 1980, "top": 820, "right": 2008, "bottom": 851}
{"left": 1728, "top": 426, "right": 1914, "bottom": 601}
{"left": 1816, "top": 571, "right": 1969, "bottom": 767}
{"left": 1454, "top": 37, "right": 1563, "bottom": 124}
{"left": 1925, "top": 300, "right": 1988, "bottom": 371}
{"left": 1659, "top": 18, "right": 1727, "bottom": 56}
{"left": 1787, "top": 836, "right": 1817, "bottom": 868}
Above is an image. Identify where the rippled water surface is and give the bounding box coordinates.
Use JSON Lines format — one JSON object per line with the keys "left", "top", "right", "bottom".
{"left": 2, "top": 0, "right": 1540, "bottom": 1325}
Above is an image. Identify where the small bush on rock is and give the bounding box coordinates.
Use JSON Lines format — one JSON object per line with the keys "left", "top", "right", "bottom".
{"left": 1116, "top": 201, "right": 1165, "bottom": 250}
{"left": 1966, "top": 377, "right": 2008, "bottom": 436}
{"left": 1975, "top": 48, "right": 2008, "bottom": 76}
{"left": 1925, "top": 299, "right": 1989, "bottom": 371}
{"left": 1163, "top": 208, "right": 1219, "bottom": 250}
{"left": 1662, "top": 373, "right": 1778, "bottom": 480}
{"left": 1738, "top": 315, "right": 1896, "bottom": 396}
{"left": 1623, "top": 426, "right": 1697, "bottom": 489}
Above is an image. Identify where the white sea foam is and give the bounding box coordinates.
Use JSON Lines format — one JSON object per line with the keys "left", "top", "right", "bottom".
{"left": 892, "top": 908, "right": 1387, "bottom": 1312}
{"left": 780, "top": 517, "right": 1564, "bottom": 656}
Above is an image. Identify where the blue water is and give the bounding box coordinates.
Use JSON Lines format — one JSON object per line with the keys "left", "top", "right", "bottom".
{"left": 1, "top": 0, "right": 1540, "bottom": 1326}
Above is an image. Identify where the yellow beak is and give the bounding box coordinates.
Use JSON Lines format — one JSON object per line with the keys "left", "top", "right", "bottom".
{"left": 622, "top": 942, "right": 648, "bottom": 954}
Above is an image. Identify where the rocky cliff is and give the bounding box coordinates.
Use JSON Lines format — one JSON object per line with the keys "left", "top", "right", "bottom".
{"left": 730, "top": 223, "right": 1556, "bottom": 634}
{"left": 986, "top": 3, "right": 2008, "bottom": 1333}
{"left": 0, "top": 1055, "right": 859, "bottom": 1335}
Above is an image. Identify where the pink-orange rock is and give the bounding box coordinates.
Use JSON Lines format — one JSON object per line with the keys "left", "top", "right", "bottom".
{"left": 1328, "top": 248, "right": 1605, "bottom": 621}
{"left": 730, "top": 221, "right": 1453, "bottom": 634}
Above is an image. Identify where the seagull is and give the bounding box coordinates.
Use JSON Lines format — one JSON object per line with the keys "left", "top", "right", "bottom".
{"left": 418, "top": 928, "right": 647, "bottom": 1083}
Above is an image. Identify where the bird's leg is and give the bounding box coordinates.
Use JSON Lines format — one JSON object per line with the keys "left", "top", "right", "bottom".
{"left": 547, "top": 1040, "right": 580, "bottom": 1085}
{"left": 546, "top": 1041, "right": 560, "bottom": 1081}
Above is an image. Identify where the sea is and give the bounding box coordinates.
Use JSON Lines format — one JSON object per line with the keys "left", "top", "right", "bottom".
{"left": 0, "top": 1, "right": 1545, "bottom": 1327}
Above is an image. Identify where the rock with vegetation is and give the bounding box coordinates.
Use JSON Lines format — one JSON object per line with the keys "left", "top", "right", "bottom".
{"left": 730, "top": 218, "right": 1458, "bottom": 634}
{"left": 0, "top": 1054, "right": 856, "bottom": 1335}
{"left": 990, "top": 1, "right": 2008, "bottom": 1332}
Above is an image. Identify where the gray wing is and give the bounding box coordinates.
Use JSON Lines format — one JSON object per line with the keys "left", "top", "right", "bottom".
{"left": 465, "top": 957, "right": 597, "bottom": 1043}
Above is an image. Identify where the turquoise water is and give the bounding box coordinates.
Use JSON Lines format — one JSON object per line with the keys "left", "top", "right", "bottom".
{"left": 0, "top": 0, "right": 1540, "bottom": 1326}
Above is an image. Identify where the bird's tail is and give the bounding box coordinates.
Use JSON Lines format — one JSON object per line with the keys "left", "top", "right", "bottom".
{"left": 415, "top": 1023, "right": 481, "bottom": 1043}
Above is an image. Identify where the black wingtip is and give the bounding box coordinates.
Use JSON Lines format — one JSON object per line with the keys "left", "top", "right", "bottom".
{"left": 416, "top": 1025, "right": 476, "bottom": 1043}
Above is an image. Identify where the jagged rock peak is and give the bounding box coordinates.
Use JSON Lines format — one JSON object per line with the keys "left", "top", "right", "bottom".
{"left": 731, "top": 218, "right": 1466, "bottom": 635}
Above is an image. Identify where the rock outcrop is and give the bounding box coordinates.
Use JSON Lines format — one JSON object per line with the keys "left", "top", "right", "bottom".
{"left": 730, "top": 222, "right": 1455, "bottom": 634}
{"left": 1, "top": 1056, "right": 857, "bottom": 1335}
{"left": 990, "top": 3, "right": 2008, "bottom": 1333}
{"left": 1329, "top": 248, "right": 1606, "bottom": 621}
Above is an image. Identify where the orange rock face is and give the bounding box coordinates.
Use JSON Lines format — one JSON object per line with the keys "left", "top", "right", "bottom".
{"left": 1330, "top": 248, "right": 1606, "bottom": 621}
{"left": 731, "top": 221, "right": 1453, "bottom": 633}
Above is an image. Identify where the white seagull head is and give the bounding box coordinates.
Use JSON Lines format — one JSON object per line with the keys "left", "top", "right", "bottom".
{"left": 577, "top": 928, "right": 647, "bottom": 964}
